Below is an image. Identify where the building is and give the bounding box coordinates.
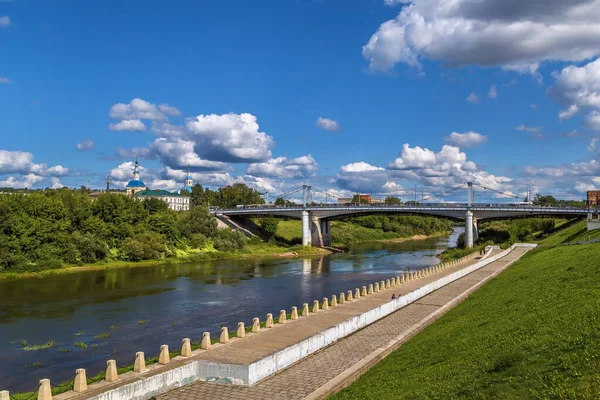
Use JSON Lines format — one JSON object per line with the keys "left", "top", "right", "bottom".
{"left": 587, "top": 190, "right": 600, "bottom": 207}
{"left": 180, "top": 166, "right": 194, "bottom": 194}
{"left": 134, "top": 189, "right": 190, "bottom": 211}
{"left": 125, "top": 159, "right": 147, "bottom": 196}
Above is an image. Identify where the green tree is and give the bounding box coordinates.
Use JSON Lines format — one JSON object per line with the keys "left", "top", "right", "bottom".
{"left": 384, "top": 196, "right": 402, "bottom": 205}
{"left": 260, "top": 218, "right": 279, "bottom": 240}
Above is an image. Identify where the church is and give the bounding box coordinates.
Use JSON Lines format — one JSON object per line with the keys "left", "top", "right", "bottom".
{"left": 125, "top": 159, "right": 191, "bottom": 211}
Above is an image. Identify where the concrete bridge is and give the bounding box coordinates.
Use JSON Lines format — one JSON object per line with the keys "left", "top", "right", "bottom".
{"left": 212, "top": 204, "right": 590, "bottom": 248}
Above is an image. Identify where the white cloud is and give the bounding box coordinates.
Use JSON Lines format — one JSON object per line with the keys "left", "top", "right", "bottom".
{"left": 559, "top": 104, "right": 580, "bottom": 120}
{"left": 585, "top": 111, "right": 600, "bottom": 131}
{"left": 488, "top": 85, "right": 498, "bottom": 99}
{"left": 444, "top": 131, "right": 487, "bottom": 148}
{"left": 363, "top": 0, "right": 600, "bottom": 75}
{"left": 0, "top": 174, "right": 43, "bottom": 189}
{"left": 109, "top": 98, "right": 166, "bottom": 121}
{"left": 0, "top": 16, "right": 10, "bottom": 28}
{"left": 109, "top": 119, "right": 147, "bottom": 132}
{"left": 466, "top": 92, "right": 479, "bottom": 104}
{"left": 186, "top": 112, "right": 274, "bottom": 162}
{"left": 316, "top": 117, "right": 340, "bottom": 132}
{"left": 575, "top": 182, "right": 597, "bottom": 193}
{"left": 148, "top": 137, "right": 231, "bottom": 171}
{"left": 340, "top": 161, "right": 384, "bottom": 173}
{"left": 0, "top": 77, "right": 12, "bottom": 84}
{"left": 0, "top": 150, "right": 68, "bottom": 177}
{"left": 50, "top": 177, "right": 64, "bottom": 189}
{"left": 247, "top": 155, "right": 318, "bottom": 179}
{"left": 549, "top": 58, "right": 600, "bottom": 131}
{"left": 76, "top": 140, "right": 94, "bottom": 151}
{"left": 158, "top": 104, "right": 182, "bottom": 116}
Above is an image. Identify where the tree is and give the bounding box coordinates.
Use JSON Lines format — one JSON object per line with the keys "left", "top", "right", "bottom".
{"left": 260, "top": 218, "right": 279, "bottom": 240}
{"left": 385, "top": 196, "right": 402, "bottom": 205}
{"left": 274, "top": 197, "right": 286, "bottom": 206}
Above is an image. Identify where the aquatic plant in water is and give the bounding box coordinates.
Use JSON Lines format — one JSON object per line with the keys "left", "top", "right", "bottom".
{"left": 23, "top": 341, "right": 54, "bottom": 351}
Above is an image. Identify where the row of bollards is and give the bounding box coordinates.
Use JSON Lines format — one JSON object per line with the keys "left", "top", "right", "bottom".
{"left": 9, "top": 252, "right": 479, "bottom": 400}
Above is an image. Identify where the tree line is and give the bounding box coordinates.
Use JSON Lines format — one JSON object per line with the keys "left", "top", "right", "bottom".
{"left": 0, "top": 187, "right": 258, "bottom": 272}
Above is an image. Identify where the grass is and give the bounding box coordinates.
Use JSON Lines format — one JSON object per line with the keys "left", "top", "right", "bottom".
{"left": 74, "top": 341, "right": 87, "bottom": 349}
{"left": 539, "top": 219, "right": 600, "bottom": 246}
{"left": 137, "top": 319, "right": 149, "bottom": 325}
{"left": 276, "top": 219, "right": 303, "bottom": 241}
{"left": 331, "top": 243, "right": 600, "bottom": 399}
{"left": 93, "top": 332, "right": 110, "bottom": 339}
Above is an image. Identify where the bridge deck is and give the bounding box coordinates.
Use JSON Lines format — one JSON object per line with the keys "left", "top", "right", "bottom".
{"left": 156, "top": 247, "right": 529, "bottom": 399}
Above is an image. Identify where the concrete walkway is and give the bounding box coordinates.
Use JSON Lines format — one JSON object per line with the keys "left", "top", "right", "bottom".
{"left": 157, "top": 247, "right": 529, "bottom": 400}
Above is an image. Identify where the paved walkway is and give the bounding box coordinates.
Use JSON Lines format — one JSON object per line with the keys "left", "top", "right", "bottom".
{"left": 157, "top": 247, "right": 529, "bottom": 400}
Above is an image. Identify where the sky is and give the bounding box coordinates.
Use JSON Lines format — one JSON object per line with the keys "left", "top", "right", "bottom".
{"left": 1, "top": 0, "right": 600, "bottom": 203}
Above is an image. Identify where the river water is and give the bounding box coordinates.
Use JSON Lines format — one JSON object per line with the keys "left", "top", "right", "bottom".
{"left": 0, "top": 228, "right": 461, "bottom": 393}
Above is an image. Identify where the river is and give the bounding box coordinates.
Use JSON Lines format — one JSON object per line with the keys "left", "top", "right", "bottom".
{"left": 0, "top": 228, "right": 462, "bottom": 393}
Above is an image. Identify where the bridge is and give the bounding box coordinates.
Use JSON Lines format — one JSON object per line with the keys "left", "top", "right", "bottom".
{"left": 211, "top": 183, "right": 592, "bottom": 248}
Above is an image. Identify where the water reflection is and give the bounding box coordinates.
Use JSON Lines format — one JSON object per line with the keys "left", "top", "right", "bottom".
{"left": 0, "top": 228, "right": 461, "bottom": 393}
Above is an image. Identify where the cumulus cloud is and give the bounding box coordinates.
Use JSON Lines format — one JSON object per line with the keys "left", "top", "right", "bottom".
{"left": 0, "top": 16, "right": 10, "bottom": 28}
{"left": 316, "top": 117, "right": 340, "bottom": 132}
{"left": 109, "top": 98, "right": 168, "bottom": 121}
{"left": 466, "top": 92, "right": 479, "bottom": 104}
{"left": 334, "top": 143, "right": 512, "bottom": 199}
{"left": 444, "top": 131, "right": 487, "bottom": 148}
{"left": 488, "top": 85, "right": 498, "bottom": 99}
{"left": 0, "top": 174, "right": 43, "bottom": 189}
{"left": 76, "top": 140, "right": 94, "bottom": 151}
{"left": 549, "top": 58, "right": 600, "bottom": 131}
{"left": 185, "top": 112, "right": 274, "bottom": 163}
{"left": 247, "top": 155, "right": 318, "bottom": 179}
{"left": 340, "top": 161, "right": 384, "bottom": 173}
{"left": 109, "top": 119, "right": 147, "bottom": 132}
{"left": 0, "top": 150, "right": 68, "bottom": 177}
{"left": 0, "top": 77, "right": 12, "bottom": 84}
{"left": 363, "top": 0, "right": 600, "bottom": 75}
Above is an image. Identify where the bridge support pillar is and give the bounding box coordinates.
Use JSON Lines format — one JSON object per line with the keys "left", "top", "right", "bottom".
{"left": 465, "top": 210, "right": 474, "bottom": 249}
{"left": 473, "top": 217, "right": 479, "bottom": 242}
{"left": 310, "top": 217, "right": 331, "bottom": 247}
{"left": 302, "top": 210, "right": 311, "bottom": 247}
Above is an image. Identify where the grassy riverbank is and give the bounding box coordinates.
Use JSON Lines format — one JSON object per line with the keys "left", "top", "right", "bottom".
{"left": 0, "top": 243, "right": 330, "bottom": 280}
{"left": 331, "top": 239, "right": 600, "bottom": 398}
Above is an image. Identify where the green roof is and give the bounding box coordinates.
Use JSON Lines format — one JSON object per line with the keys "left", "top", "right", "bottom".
{"left": 134, "top": 189, "right": 184, "bottom": 197}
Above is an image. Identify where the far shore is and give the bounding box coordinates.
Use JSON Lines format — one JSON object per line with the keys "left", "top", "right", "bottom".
{"left": 0, "top": 232, "right": 450, "bottom": 281}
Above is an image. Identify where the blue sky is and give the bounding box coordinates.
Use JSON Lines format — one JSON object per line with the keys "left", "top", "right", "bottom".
{"left": 1, "top": 0, "right": 600, "bottom": 202}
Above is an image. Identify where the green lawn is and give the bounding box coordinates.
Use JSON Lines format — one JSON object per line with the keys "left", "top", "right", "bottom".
{"left": 276, "top": 219, "right": 303, "bottom": 241}
{"left": 539, "top": 219, "right": 600, "bottom": 246}
{"left": 331, "top": 243, "right": 600, "bottom": 399}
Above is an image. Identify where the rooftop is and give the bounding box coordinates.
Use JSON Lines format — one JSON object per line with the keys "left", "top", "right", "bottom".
{"left": 134, "top": 189, "right": 185, "bottom": 197}
{"left": 126, "top": 179, "right": 146, "bottom": 188}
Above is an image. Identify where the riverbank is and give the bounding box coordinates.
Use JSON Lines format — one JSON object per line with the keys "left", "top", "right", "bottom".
{"left": 0, "top": 244, "right": 332, "bottom": 281}
{"left": 0, "top": 230, "right": 452, "bottom": 281}
{"left": 331, "top": 239, "right": 600, "bottom": 398}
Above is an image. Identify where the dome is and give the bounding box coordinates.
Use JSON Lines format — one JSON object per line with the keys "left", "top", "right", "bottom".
{"left": 181, "top": 185, "right": 192, "bottom": 193}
